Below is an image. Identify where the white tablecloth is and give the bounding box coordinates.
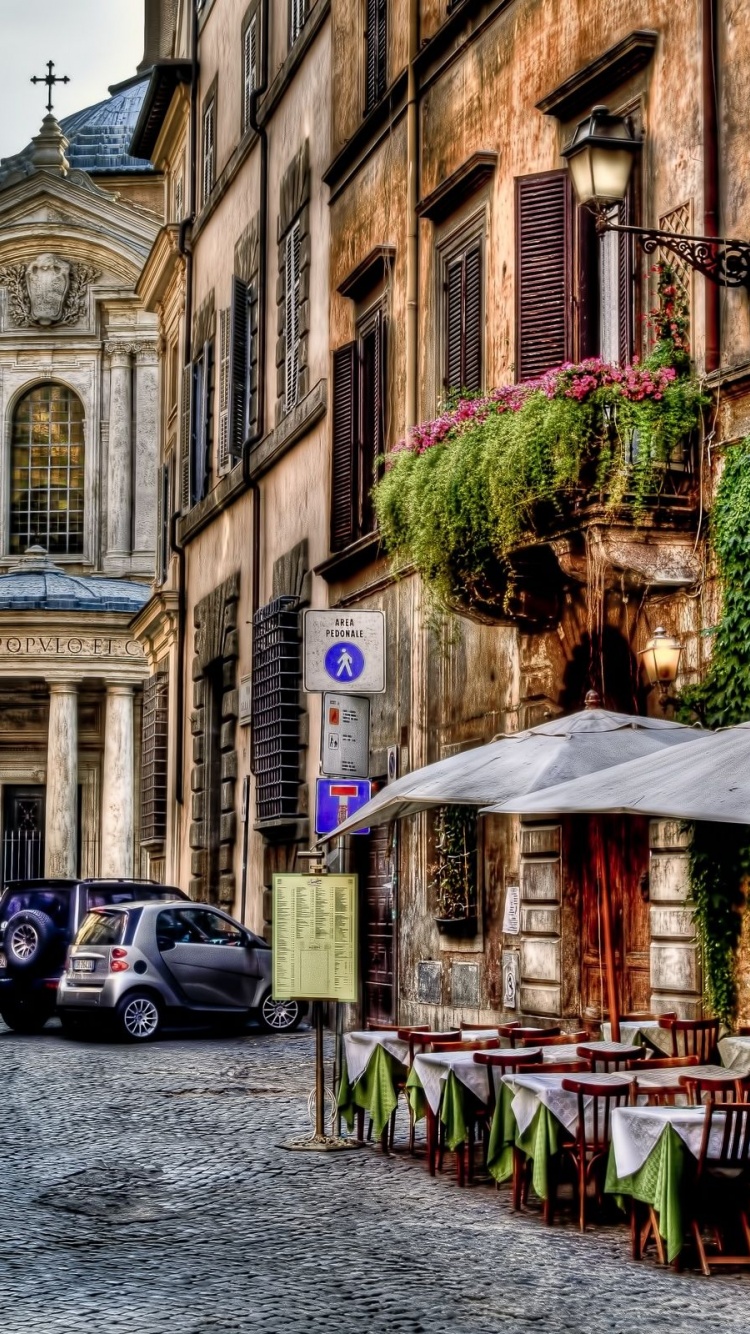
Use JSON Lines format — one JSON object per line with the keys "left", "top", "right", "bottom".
{"left": 611, "top": 1105, "right": 724, "bottom": 1177}
{"left": 412, "top": 1051, "right": 492, "bottom": 1115}
{"left": 601, "top": 1021, "right": 674, "bottom": 1055}
{"left": 502, "top": 1071, "right": 630, "bottom": 1138}
{"left": 344, "top": 1031, "right": 409, "bottom": 1086}
{"left": 719, "top": 1035, "right": 750, "bottom": 1075}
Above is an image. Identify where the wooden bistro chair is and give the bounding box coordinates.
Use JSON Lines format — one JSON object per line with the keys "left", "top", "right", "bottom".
{"left": 626, "top": 1054, "right": 699, "bottom": 1107}
{"left": 659, "top": 1016, "right": 721, "bottom": 1064}
{"left": 401, "top": 1030, "right": 462, "bottom": 1156}
{"left": 506, "top": 1026, "right": 562, "bottom": 1046}
{"left": 429, "top": 1038, "right": 500, "bottom": 1185}
{"left": 686, "top": 1101, "right": 750, "bottom": 1275}
{"left": 502, "top": 1057, "right": 591, "bottom": 1211}
{"left": 553, "top": 1077, "right": 631, "bottom": 1230}
{"left": 680, "top": 1072, "right": 750, "bottom": 1106}
{"left": 577, "top": 1042, "right": 646, "bottom": 1073}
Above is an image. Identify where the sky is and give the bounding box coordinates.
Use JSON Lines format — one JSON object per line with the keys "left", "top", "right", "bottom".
{"left": 0, "top": 0, "right": 144, "bottom": 161}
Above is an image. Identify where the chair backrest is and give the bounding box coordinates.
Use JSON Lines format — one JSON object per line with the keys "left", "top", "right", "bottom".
{"left": 405, "top": 1029, "right": 461, "bottom": 1060}
{"left": 496, "top": 1021, "right": 521, "bottom": 1036}
{"left": 461, "top": 1022, "right": 501, "bottom": 1032}
{"left": 517, "top": 1030, "right": 588, "bottom": 1048}
{"left": 621, "top": 1010, "right": 677, "bottom": 1024}
{"left": 578, "top": 1043, "right": 646, "bottom": 1072}
{"left": 680, "top": 1073, "right": 747, "bottom": 1106}
{"left": 698, "top": 1101, "right": 750, "bottom": 1176}
{"left": 625, "top": 1054, "right": 699, "bottom": 1071}
{"left": 431, "top": 1038, "right": 500, "bottom": 1052}
{"left": 542, "top": 1059, "right": 591, "bottom": 1074}
{"left": 473, "top": 1049, "right": 543, "bottom": 1071}
{"left": 506, "top": 1025, "right": 561, "bottom": 1045}
{"left": 663, "top": 1017, "right": 720, "bottom": 1063}
{"left": 561, "top": 1077, "right": 630, "bottom": 1149}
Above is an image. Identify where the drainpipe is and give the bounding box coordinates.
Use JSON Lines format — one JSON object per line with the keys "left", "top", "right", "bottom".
{"left": 405, "top": 0, "right": 420, "bottom": 435}
{"left": 243, "top": 0, "right": 269, "bottom": 733}
{"left": 702, "top": 0, "right": 720, "bottom": 373}
{"left": 172, "top": 0, "right": 200, "bottom": 808}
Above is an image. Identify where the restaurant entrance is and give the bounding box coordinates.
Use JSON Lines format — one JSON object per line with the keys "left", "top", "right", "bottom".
{"left": 360, "top": 826, "right": 396, "bottom": 1025}
{"left": 574, "top": 814, "right": 651, "bottom": 1020}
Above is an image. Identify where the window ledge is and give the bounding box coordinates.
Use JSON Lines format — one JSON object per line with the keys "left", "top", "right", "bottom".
{"left": 338, "top": 246, "right": 396, "bottom": 301}
{"left": 536, "top": 30, "right": 658, "bottom": 121}
{"left": 315, "top": 533, "right": 381, "bottom": 583}
{"left": 247, "top": 379, "right": 327, "bottom": 481}
{"left": 177, "top": 459, "right": 245, "bottom": 545}
{"left": 258, "top": 0, "right": 330, "bottom": 127}
{"left": 418, "top": 152, "right": 498, "bottom": 223}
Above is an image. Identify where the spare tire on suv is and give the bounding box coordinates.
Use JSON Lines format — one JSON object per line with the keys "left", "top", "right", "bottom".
{"left": 4, "top": 909, "right": 59, "bottom": 972}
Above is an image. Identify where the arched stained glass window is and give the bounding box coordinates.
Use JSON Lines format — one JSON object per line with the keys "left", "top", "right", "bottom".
{"left": 10, "top": 384, "right": 85, "bottom": 556}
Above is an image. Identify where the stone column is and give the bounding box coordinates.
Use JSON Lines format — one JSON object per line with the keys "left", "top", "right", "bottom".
{"left": 45, "top": 682, "right": 78, "bottom": 877}
{"left": 134, "top": 342, "right": 159, "bottom": 556}
{"left": 106, "top": 343, "right": 133, "bottom": 560}
{"left": 100, "top": 684, "right": 135, "bottom": 877}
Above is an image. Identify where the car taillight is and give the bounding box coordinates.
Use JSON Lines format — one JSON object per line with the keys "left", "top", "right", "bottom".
{"left": 110, "top": 960, "right": 129, "bottom": 972}
{"left": 112, "top": 948, "right": 128, "bottom": 959}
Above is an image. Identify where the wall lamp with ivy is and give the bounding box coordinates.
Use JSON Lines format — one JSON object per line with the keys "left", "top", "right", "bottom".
{"left": 639, "top": 626, "right": 684, "bottom": 711}
{"left": 562, "top": 106, "right": 750, "bottom": 288}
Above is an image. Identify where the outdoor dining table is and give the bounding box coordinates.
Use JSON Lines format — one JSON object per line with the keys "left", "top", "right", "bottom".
{"left": 718, "top": 1034, "right": 750, "bottom": 1075}
{"left": 336, "top": 1030, "right": 410, "bottom": 1141}
{"left": 487, "top": 1064, "right": 730, "bottom": 1205}
{"left": 605, "top": 1103, "right": 738, "bottom": 1263}
{"left": 601, "top": 1021, "right": 674, "bottom": 1055}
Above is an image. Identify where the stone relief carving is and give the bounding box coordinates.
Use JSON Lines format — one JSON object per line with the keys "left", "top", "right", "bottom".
{"left": 0, "top": 254, "right": 100, "bottom": 327}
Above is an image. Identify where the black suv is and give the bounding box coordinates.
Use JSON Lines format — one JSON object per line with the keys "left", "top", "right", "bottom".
{"left": 0, "top": 878, "right": 187, "bottom": 1033}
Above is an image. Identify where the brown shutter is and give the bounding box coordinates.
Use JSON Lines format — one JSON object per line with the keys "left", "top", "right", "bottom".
{"left": 516, "top": 171, "right": 573, "bottom": 380}
{"left": 445, "top": 256, "right": 463, "bottom": 393}
{"left": 228, "top": 275, "right": 249, "bottom": 457}
{"left": 331, "top": 343, "right": 358, "bottom": 551}
{"left": 218, "top": 308, "right": 231, "bottom": 474}
{"left": 618, "top": 196, "right": 633, "bottom": 364}
{"left": 359, "top": 312, "right": 386, "bottom": 536}
{"left": 463, "top": 240, "right": 482, "bottom": 393}
{"left": 180, "top": 363, "right": 192, "bottom": 512}
{"left": 377, "top": 0, "right": 387, "bottom": 100}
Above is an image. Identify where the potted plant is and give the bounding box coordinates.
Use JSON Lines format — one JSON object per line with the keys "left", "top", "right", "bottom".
{"left": 430, "top": 805, "right": 478, "bottom": 936}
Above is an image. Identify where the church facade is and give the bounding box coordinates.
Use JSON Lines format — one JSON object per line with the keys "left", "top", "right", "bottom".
{"left": 0, "top": 47, "right": 164, "bottom": 882}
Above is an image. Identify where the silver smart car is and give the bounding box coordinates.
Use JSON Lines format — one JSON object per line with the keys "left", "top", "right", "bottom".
{"left": 57, "top": 900, "right": 303, "bottom": 1041}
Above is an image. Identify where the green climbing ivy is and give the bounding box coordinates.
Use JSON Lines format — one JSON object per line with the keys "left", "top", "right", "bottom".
{"left": 680, "top": 438, "right": 750, "bottom": 1023}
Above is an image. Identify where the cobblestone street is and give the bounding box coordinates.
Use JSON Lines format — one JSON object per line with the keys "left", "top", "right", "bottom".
{"left": 3, "top": 1021, "right": 750, "bottom": 1334}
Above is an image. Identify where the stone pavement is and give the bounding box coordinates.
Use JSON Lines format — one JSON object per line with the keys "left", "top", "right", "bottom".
{"left": 2, "top": 1021, "right": 750, "bottom": 1334}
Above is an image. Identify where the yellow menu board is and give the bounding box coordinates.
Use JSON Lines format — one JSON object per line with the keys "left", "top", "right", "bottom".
{"left": 272, "top": 873, "right": 358, "bottom": 1002}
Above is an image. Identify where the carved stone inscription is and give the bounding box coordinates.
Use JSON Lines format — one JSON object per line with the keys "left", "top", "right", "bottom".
{"left": 0, "top": 635, "right": 143, "bottom": 658}
{"left": 0, "top": 255, "right": 100, "bottom": 327}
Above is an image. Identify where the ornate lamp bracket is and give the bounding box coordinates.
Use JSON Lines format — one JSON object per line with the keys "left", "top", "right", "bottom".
{"left": 594, "top": 212, "right": 750, "bottom": 289}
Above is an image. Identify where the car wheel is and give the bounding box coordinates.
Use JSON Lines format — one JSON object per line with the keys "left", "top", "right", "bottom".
{"left": 258, "top": 992, "right": 302, "bottom": 1033}
{"left": 115, "top": 990, "right": 162, "bottom": 1043}
{"left": 0, "top": 997, "right": 54, "bottom": 1034}
{"left": 3, "top": 910, "right": 57, "bottom": 973}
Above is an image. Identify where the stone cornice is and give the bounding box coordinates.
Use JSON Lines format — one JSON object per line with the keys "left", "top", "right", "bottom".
{"left": 130, "top": 587, "right": 180, "bottom": 670}
{"left": 136, "top": 223, "right": 185, "bottom": 312}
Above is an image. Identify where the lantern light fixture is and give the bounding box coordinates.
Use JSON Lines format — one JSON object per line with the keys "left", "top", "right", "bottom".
{"left": 639, "top": 627, "right": 683, "bottom": 710}
{"left": 562, "top": 107, "right": 750, "bottom": 289}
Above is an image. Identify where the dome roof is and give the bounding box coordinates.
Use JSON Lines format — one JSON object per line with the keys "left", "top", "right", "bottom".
{"left": 0, "top": 551, "right": 150, "bottom": 613}
{"left": 0, "top": 76, "right": 153, "bottom": 187}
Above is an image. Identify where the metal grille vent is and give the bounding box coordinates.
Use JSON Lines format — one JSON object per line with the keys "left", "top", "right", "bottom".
{"left": 252, "top": 596, "right": 301, "bottom": 823}
{"left": 141, "top": 669, "right": 169, "bottom": 845}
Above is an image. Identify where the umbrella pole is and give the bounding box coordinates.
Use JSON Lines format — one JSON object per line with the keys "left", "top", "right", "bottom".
{"left": 594, "top": 822, "right": 620, "bottom": 1043}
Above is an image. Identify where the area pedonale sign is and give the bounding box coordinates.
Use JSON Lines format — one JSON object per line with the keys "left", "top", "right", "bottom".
{"left": 303, "top": 610, "right": 385, "bottom": 694}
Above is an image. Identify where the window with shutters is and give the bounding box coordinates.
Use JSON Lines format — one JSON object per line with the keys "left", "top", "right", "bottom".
{"left": 181, "top": 340, "right": 214, "bottom": 511}
{"left": 598, "top": 200, "right": 633, "bottom": 365}
{"left": 141, "top": 669, "right": 169, "bottom": 848}
{"left": 330, "top": 307, "right": 386, "bottom": 552}
{"left": 157, "top": 451, "right": 172, "bottom": 585}
{"left": 515, "top": 171, "right": 573, "bottom": 381}
{"left": 242, "top": 11, "right": 258, "bottom": 134}
{"left": 439, "top": 226, "right": 484, "bottom": 398}
{"left": 284, "top": 220, "right": 301, "bottom": 413}
{"left": 289, "top": 0, "right": 306, "bottom": 46}
{"left": 218, "top": 308, "right": 231, "bottom": 474}
{"left": 365, "top": 0, "right": 387, "bottom": 113}
{"left": 174, "top": 174, "right": 184, "bottom": 223}
{"left": 201, "top": 95, "right": 216, "bottom": 206}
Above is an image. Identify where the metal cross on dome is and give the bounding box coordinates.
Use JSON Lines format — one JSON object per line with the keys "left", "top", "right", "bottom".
{"left": 30, "top": 61, "right": 70, "bottom": 115}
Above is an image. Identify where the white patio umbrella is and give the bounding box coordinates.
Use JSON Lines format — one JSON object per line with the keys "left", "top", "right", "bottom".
{"left": 483, "top": 722, "right": 750, "bottom": 824}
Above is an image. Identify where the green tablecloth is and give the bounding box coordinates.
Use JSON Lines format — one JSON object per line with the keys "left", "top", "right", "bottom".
{"left": 605, "top": 1125, "right": 690, "bottom": 1263}
{"left": 405, "top": 1066, "right": 473, "bottom": 1151}
{"left": 486, "top": 1081, "right": 563, "bottom": 1201}
{"left": 337, "top": 1046, "right": 406, "bottom": 1140}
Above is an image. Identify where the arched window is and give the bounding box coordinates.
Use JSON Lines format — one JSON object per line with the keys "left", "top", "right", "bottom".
{"left": 10, "top": 384, "right": 85, "bottom": 556}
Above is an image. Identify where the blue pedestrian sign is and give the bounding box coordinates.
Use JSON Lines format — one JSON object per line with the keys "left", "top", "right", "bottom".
{"left": 303, "top": 610, "right": 386, "bottom": 694}
{"left": 315, "top": 778, "right": 371, "bottom": 837}
{"left": 324, "top": 641, "right": 365, "bottom": 683}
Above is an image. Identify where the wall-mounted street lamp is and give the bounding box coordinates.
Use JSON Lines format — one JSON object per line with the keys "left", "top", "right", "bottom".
{"left": 562, "top": 106, "right": 750, "bottom": 288}
{"left": 639, "top": 626, "right": 684, "bottom": 710}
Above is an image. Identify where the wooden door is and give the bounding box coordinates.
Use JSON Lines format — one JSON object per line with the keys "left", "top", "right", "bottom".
{"left": 575, "top": 815, "right": 651, "bottom": 1019}
{"left": 361, "top": 826, "right": 396, "bottom": 1025}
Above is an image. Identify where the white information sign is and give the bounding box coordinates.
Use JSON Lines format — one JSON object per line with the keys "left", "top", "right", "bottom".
{"left": 303, "top": 610, "right": 386, "bottom": 694}
{"left": 239, "top": 674, "right": 252, "bottom": 726}
{"left": 503, "top": 884, "right": 521, "bottom": 935}
{"left": 272, "top": 873, "right": 358, "bottom": 1002}
{"left": 321, "top": 693, "right": 370, "bottom": 777}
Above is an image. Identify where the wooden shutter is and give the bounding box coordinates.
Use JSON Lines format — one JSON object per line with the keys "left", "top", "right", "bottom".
{"left": 218, "top": 308, "right": 231, "bottom": 474}
{"left": 445, "top": 241, "right": 483, "bottom": 395}
{"left": 180, "top": 363, "right": 192, "bottom": 512}
{"left": 285, "top": 221, "right": 301, "bottom": 411}
{"left": 243, "top": 15, "right": 257, "bottom": 132}
{"left": 359, "top": 311, "right": 386, "bottom": 537}
{"left": 331, "top": 343, "right": 358, "bottom": 551}
{"left": 201, "top": 338, "right": 214, "bottom": 497}
{"left": 228, "top": 275, "right": 249, "bottom": 457}
{"left": 516, "top": 171, "right": 573, "bottom": 380}
{"left": 202, "top": 100, "right": 215, "bottom": 204}
{"left": 290, "top": 0, "right": 305, "bottom": 44}
{"left": 377, "top": 0, "right": 387, "bottom": 101}
{"left": 617, "top": 197, "right": 633, "bottom": 364}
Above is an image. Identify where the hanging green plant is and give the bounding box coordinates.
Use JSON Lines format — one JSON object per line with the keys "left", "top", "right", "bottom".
{"left": 375, "top": 349, "right": 707, "bottom": 612}
{"left": 680, "top": 438, "right": 750, "bottom": 1023}
{"left": 429, "top": 806, "right": 478, "bottom": 924}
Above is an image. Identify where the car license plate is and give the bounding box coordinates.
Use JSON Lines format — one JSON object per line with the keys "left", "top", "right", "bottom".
{"left": 72, "top": 958, "right": 95, "bottom": 972}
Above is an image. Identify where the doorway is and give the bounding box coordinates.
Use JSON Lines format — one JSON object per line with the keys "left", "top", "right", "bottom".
{"left": 360, "top": 826, "right": 396, "bottom": 1025}
{"left": 571, "top": 814, "right": 651, "bottom": 1019}
{"left": 3, "top": 786, "right": 45, "bottom": 882}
